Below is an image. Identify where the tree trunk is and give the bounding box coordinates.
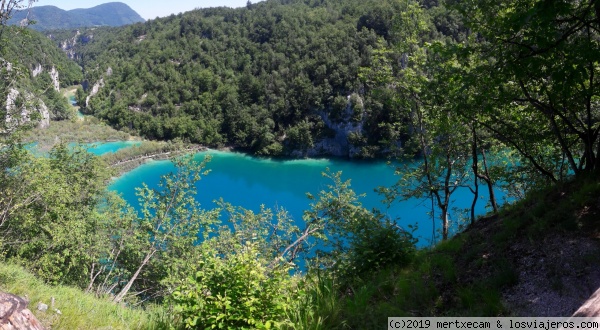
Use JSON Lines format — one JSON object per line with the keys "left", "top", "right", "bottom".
{"left": 441, "top": 206, "right": 449, "bottom": 241}
{"left": 479, "top": 148, "right": 498, "bottom": 214}
{"left": 113, "top": 249, "right": 155, "bottom": 303}
{"left": 470, "top": 125, "right": 479, "bottom": 224}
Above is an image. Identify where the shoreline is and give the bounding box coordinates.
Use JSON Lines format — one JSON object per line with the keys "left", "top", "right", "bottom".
{"left": 107, "top": 142, "right": 400, "bottom": 181}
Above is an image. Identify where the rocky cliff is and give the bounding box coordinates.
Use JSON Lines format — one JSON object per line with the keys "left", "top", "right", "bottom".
{"left": 291, "top": 93, "right": 366, "bottom": 158}
{"left": 4, "top": 88, "right": 50, "bottom": 132}
{"left": 53, "top": 30, "right": 93, "bottom": 61}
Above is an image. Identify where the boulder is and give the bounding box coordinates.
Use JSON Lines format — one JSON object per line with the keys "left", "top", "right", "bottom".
{"left": 0, "top": 292, "right": 45, "bottom": 330}
{"left": 573, "top": 286, "right": 600, "bottom": 317}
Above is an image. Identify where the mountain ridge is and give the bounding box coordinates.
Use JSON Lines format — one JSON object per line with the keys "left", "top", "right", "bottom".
{"left": 8, "top": 2, "right": 145, "bottom": 31}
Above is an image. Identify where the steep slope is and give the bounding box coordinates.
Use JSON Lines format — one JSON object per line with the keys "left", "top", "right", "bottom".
{"left": 9, "top": 2, "right": 145, "bottom": 31}
{"left": 69, "top": 0, "right": 456, "bottom": 157}
{"left": 332, "top": 174, "right": 600, "bottom": 327}
{"left": 1, "top": 27, "right": 84, "bottom": 131}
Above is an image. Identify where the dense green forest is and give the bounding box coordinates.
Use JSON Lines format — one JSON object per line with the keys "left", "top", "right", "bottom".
{"left": 1, "top": 0, "right": 600, "bottom": 328}
{"left": 66, "top": 0, "right": 463, "bottom": 157}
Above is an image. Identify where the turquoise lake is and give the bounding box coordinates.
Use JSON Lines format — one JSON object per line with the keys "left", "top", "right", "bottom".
{"left": 75, "top": 141, "right": 141, "bottom": 155}
{"left": 109, "top": 150, "right": 503, "bottom": 246}
{"left": 27, "top": 141, "right": 141, "bottom": 155}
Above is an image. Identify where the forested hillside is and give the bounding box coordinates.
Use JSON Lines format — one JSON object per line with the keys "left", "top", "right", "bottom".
{"left": 9, "top": 2, "right": 145, "bottom": 31}
{"left": 0, "top": 25, "right": 83, "bottom": 126}
{"left": 70, "top": 0, "right": 462, "bottom": 157}
{"left": 1, "top": 0, "right": 600, "bottom": 328}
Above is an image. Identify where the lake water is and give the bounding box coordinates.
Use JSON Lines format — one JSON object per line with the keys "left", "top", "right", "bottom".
{"left": 109, "top": 149, "right": 502, "bottom": 246}
{"left": 27, "top": 141, "right": 141, "bottom": 155}
{"left": 68, "top": 141, "right": 142, "bottom": 155}
{"left": 68, "top": 95, "right": 85, "bottom": 119}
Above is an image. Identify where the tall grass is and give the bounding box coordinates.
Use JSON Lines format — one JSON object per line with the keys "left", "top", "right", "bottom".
{"left": 288, "top": 272, "right": 345, "bottom": 330}
{"left": 0, "top": 262, "right": 167, "bottom": 329}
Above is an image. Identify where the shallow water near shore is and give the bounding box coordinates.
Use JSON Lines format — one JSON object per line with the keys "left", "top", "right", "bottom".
{"left": 75, "top": 141, "right": 142, "bottom": 155}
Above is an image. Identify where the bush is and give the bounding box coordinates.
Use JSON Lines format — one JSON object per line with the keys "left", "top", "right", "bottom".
{"left": 169, "top": 242, "right": 298, "bottom": 329}
{"left": 345, "top": 220, "right": 416, "bottom": 278}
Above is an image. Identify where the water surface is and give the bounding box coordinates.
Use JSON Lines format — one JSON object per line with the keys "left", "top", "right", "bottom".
{"left": 72, "top": 141, "right": 142, "bottom": 155}
{"left": 109, "top": 150, "right": 501, "bottom": 246}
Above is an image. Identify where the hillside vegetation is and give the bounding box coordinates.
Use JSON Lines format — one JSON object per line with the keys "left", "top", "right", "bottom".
{"left": 0, "top": 25, "right": 83, "bottom": 128}
{"left": 1, "top": 172, "right": 598, "bottom": 329}
{"left": 1, "top": 0, "right": 600, "bottom": 329}
{"left": 70, "top": 0, "right": 462, "bottom": 157}
{"left": 328, "top": 173, "right": 600, "bottom": 327}
{"left": 9, "top": 2, "right": 145, "bottom": 31}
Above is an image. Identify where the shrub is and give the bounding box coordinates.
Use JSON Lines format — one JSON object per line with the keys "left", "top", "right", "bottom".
{"left": 169, "top": 242, "right": 297, "bottom": 329}
{"left": 345, "top": 220, "right": 416, "bottom": 278}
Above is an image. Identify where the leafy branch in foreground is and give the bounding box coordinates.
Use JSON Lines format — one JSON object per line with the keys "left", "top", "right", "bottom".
{"left": 112, "top": 154, "right": 219, "bottom": 303}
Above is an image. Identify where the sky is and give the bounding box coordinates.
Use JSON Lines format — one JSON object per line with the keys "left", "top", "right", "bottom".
{"left": 30, "top": 1, "right": 262, "bottom": 20}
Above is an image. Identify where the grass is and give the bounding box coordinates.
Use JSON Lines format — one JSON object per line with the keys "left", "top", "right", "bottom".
{"left": 21, "top": 117, "right": 134, "bottom": 151}
{"left": 0, "top": 262, "right": 167, "bottom": 329}
{"left": 288, "top": 272, "right": 345, "bottom": 330}
{"left": 287, "top": 173, "right": 600, "bottom": 328}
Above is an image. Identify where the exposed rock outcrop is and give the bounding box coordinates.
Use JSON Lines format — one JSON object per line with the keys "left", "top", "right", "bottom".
{"left": 30, "top": 65, "right": 60, "bottom": 91}
{"left": 573, "top": 287, "right": 600, "bottom": 316}
{"left": 59, "top": 30, "right": 80, "bottom": 60}
{"left": 31, "top": 64, "right": 43, "bottom": 78}
{"left": 5, "top": 88, "right": 50, "bottom": 131}
{"left": 292, "top": 93, "right": 365, "bottom": 158}
{"left": 0, "top": 292, "right": 45, "bottom": 330}
{"left": 49, "top": 66, "right": 60, "bottom": 92}
{"left": 85, "top": 78, "right": 104, "bottom": 108}
{"left": 53, "top": 30, "right": 93, "bottom": 60}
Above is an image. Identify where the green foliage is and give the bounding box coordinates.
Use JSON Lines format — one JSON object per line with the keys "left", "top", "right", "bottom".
{"left": 6, "top": 0, "right": 600, "bottom": 327}
{"left": 65, "top": 0, "right": 452, "bottom": 157}
{"left": 0, "top": 261, "right": 166, "bottom": 330}
{"left": 452, "top": 0, "right": 600, "bottom": 177}
{"left": 170, "top": 243, "right": 297, "bottom": 329}
{"left": 110, "top": 154, "right": 220, "bottom": 303}
{"left": 345, "top": 219, "right": 416, "bottom": 279}
{"left": 0, "top": 23, "right": 82, "bottom": 134}
{"left": 0, "top": 143, "right": 114, "bottom": 286}
{"left": 287, "top": 272, "right": 344, "bottom": 330}
{"left": 75, "top": 86, "right": 87, "bottom": 106}
{"left": 1, "top": 26, "right": 82, "bottom": 86}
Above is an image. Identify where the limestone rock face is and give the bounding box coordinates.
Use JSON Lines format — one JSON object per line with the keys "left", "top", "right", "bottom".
{"left": 5, "top": 88, "right": 50, "bottom": 131}
{"left": 292, "top": 93, "right": 365, "bottom": 158}
{"left": 0, "top": 292, "right": 45, "bottom": 330}
{"left": 49, "top": 67, "right": 60, "bottom": 92}
{"left": 31, "top": 64, "right": 43, "bottom": 78}
{"left": 59, "top": 30, "right": 81, "bottom": 60}
{"left": 85, "top": 78, "right": 105, "bottom": 108}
